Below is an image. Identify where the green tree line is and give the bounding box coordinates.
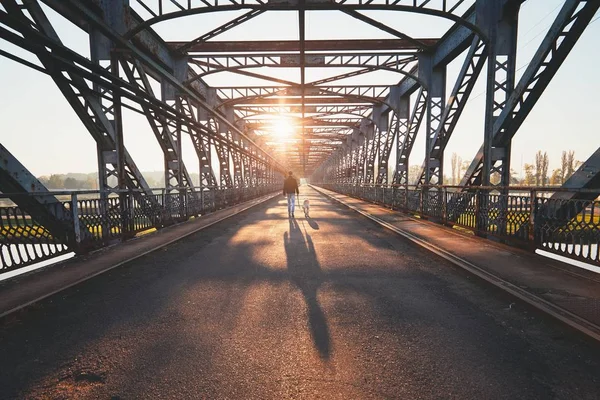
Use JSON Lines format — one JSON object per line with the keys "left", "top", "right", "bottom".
{"left": 38, "top": 171, "right": 202, "bottom": 190}
{"left": 447, "top": 150, "right": 581, "bottom": 186}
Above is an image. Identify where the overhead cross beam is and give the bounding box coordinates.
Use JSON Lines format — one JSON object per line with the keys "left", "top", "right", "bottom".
{"left": 170, "top": 39, "right": 438, "bottom": 52}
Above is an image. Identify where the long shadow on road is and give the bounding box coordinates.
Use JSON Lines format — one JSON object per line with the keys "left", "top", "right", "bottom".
{"left": 284, "top": 217, "right": 330, "bottom": 359}
{"left": 1, "top": 190, "right": 600, "bottom": 399}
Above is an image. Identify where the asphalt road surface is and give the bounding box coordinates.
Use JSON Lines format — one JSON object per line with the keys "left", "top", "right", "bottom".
{"left": 1, "top": 187, "right": 600, "bottom": 399}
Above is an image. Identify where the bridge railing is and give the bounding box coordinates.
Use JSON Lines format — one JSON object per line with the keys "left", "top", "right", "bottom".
{"left": 319, "top": 184, "right": 599, "bottom": 266}
{"left": 0, "top": 185, "right": 278, "bottom": 273}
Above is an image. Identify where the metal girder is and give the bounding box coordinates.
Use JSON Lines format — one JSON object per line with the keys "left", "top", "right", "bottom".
{"left": 171, "top": 39, "right": 438, "bottom": 52}
{"left": 307, "top": 61, "right": 418, "bottom": 87}
{"left": 176, "top": 97, "right": 219, "bottom": 188}
{"left": 230, "top": 131, "right": 245, "bottom": 188}
{"left": 374, "top": 107, "right": 393, "bottom": 185}
{"left": 175, "top": 10, "right": 267, "bottom": 55}
{"left": 555, "top": 148, "right": 600, "bottom": 200}
{"left": 389, "top": 99, "right": 410, "bottom": 185}
{"left": 0, "top": 144, "right": 77, "bottom": 247}
{"left": 233, "top": 105, "right": 372, "bottom": 119}
{"left": 246, "top": 118, "right": 361, "bottom": 128}
{"left": 60, "top": 0, "right": 286, "bottom": 173}
{"left": 215, "top": 85, "right": 390, "bottom": 100}
{"left": 415, "top": 35, "right": 487, "bottom": 186}
{"left": 480, "top": 0, "right": 519, "bottom": 188}
{"left": 209, "top": 118, "right": 235, "bottom": 188}
{"left": 460, "top": 0, "right": 600, "bottom": 187}
{"left": 126, "top": 1, "right": 479, "bottom": 39}
{"left": 0, "top": 3, "right": 282, "bottom": 177}
{"left": 363, "top": 120, "right": 379, "bottom": 184}
{"left": 381, "top": 7, "right": 477, "bottom": 113}
{"left": 421, "top": 53, "right": 447, "bottom": 186}
{"left": 356, "top": 132, "right": 367, "bottom": 184}
{"left": 4, "top": 1, "right": 155, "bottom": 200}
{"left": 340, "top": 8, "right": 432, "bottom": 50}
{"left": 188, "top": 53, "right": 418, "bottom": 79}
{"left": 229, "top": 97, "right": 379, "bottom": 106}
{"left": 545, "top": 147, "right": 600, "bottom": 224}
{"left": 393, "top": 88, "right": 427, "bottom": 187}
{"left": 41, "top": 0, "right": 213, "bottom": 99}
{"left": 119, "top": 57, "right": 196, "bottom": 192}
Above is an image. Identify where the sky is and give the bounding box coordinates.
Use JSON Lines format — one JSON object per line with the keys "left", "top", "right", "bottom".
{"left": 0, "top": 0, "right": 598, "bottom": 181}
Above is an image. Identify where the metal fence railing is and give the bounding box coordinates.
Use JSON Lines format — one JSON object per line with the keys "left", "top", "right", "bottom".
{"left": 0, "top": 185, "right": 278, "bottom": 273}
{"left": 319, "top": 184, "right": 600, "bottom": 266}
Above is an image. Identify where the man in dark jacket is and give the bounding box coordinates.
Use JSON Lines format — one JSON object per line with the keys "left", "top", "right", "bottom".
{"left": 282, "top": 171, "right": 299, "bottom": 217}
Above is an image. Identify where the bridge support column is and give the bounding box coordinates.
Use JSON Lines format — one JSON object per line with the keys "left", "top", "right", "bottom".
{"left": 479, "top": 0, "right": 519, "bottom": 189}
{"left": 362, "top": 119, "right": 376, "bottom": 184}
{"left": 374, "top": 106, "right": 391, "bottom": 185}
{"left": 420, "top": 54, "right": 446, "bottom": 187}
{"left": 392, "top": 96, "right": 410, "bottom": 187}
{"left": 477, "top": 0, "right": 519, "bottom": 235}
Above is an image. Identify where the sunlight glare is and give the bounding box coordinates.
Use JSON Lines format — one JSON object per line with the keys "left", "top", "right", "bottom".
{"left": 271, "top": 117, "right": 296, "bottom": 141}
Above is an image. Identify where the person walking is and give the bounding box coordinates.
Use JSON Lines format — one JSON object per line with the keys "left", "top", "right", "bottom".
{"left": 282, "top": 171, "right": 299, "bottom": 218}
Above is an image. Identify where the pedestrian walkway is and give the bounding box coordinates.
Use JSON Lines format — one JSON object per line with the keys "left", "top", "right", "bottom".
{"left": 1, "top": 187, "right": 599, "bottom": 399}
{"left": 314, "top": 185, "right": 600, "bottom": 339}
{"left": 0, "top": 193, "right": 278, "bottom": 318}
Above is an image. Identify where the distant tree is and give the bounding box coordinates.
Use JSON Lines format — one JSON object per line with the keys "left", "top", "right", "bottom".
{"left": 534, "top": 151, "right": 549, "bottom": 186}
{"left": 560, "top": 151, "right": 568, "bottom": 183}
{"left": 63, "top": 177, "right": 80, "bottom": 189}
{"left": 565, "top": 150, "right": 576, "bottom": 179}
{"left": 408, "top": 165, "right": 421, "bottom": 185}
{"left": 451, "top": 153, "right": 457, "bottom": 184}
{"left": 451, "top": 153, "right": 462, "bottom": 185}
{"left": 535, "top": 152, "right": 542, "bottom": 185}
{"left": 549, "top": 169, "right": 562, "bottom": 185}
{"left": 84, "top": 176, "right": 97, "bottom": 189}
{"left": 145, "top": 176, "right": 160, "bottom": 188}
{"left": 510, "top": 169, "right": 519, "bottom": 185}
{"left": 523, "top": 164, "right": 535, "bottom": 185}
{"left": 457, "top": 160, "right": 470, "bottom": 184}
{"left": 541, "top": 152, "right": 549, "bottom": 186}
{"left": 38, "top": 175, "right": 50, "bottom": 187}
{"left": 46, "top": 174, "right": 65, "bottom": 189}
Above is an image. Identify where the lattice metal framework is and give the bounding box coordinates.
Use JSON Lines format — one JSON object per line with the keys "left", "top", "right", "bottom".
{"left": 1, "top": 0, "right": 599, "bottom": 259}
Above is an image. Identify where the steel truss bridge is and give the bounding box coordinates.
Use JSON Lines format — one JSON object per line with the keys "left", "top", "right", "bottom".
{"left": 0, "top": 0, "right": 599, "bottom": 271}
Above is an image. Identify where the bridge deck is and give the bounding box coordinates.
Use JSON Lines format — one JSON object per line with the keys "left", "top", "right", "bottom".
{"left": 1, "top": 187, "right": 600, "bottom": 399}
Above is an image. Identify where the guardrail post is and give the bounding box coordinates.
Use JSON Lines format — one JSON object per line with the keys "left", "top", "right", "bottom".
{"left": 70, "top": 193, "right": 82, "bottom": 252}
{"left": 528, "top": 189, "right": 537, "bottom": 249}
{"left": 128, "top": 192, "right": 135, "bottom": 233}
{"left": 200, "top": 189, "right": 205, "bottom": 214}
{"left": 474, "top": 189, "right": 481, "bottom": 235}
{"left": 442, "top": 187, "right": 448, "bottom": 224}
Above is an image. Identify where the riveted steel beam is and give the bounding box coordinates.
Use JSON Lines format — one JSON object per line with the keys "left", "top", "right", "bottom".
{"left": 393, "top": 88, "right": 427, "bottom": 187}
{"left": 460, "top": 0, "right": 600, "bottom": 188}
{"left": 415, "top": 35, "right": 487, "bottom": 187}
{"left": 171, "top": 39, "right": 438, "bottom": 52}
{"left": 125, "top": 1, "right": 480, "bottom": 39}
{"left": 0, "top": 144, "right": 78, "bottom": 248}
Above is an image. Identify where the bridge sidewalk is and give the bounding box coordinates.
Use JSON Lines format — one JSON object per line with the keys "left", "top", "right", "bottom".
{"left": 314, "top": 185, "right": 600, "bottom": 340}
{"left": 0, "top": 193, "right": 279, "bottom": 318}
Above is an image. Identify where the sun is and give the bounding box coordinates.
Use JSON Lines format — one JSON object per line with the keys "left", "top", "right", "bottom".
{"left": 271, "top": 117, "right": 295, "bottom": 140}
